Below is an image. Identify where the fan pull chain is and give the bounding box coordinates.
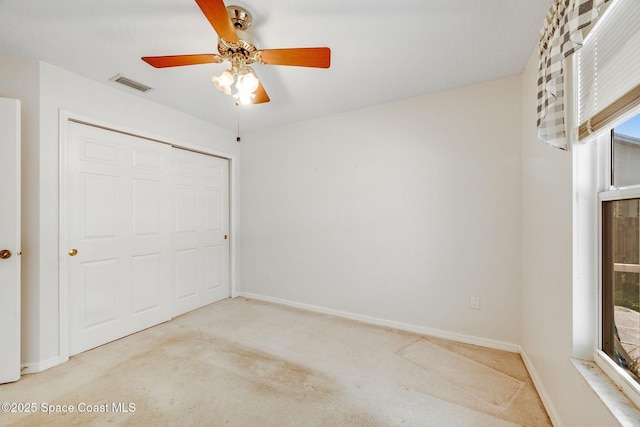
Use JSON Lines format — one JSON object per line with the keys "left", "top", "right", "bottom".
{"left": 236, "top": 112, "right": 241, "bottom": 142}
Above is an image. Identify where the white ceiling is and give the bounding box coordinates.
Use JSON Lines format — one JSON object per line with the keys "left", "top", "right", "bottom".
{"left": 0, "top": 0, "right": 551, "bottom": 133}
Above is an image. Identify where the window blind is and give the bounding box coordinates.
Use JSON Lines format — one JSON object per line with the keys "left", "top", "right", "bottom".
{"left": 577, "top": 0, "right": 640, "bottom": 140}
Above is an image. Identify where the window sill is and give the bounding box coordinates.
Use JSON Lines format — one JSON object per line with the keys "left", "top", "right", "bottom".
{"left": 571, "top": 356, "right": 640, "bottom": 426}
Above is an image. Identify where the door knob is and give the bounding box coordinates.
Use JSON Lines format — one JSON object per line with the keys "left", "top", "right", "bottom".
{"left": 0, "top": 249, "right": 11, "bottom": 259}
{"left": 68, "top": 249, "right": 78, "bottom": 257}
{"left": 224, "top": 235, "right": 228, "bottom": 240}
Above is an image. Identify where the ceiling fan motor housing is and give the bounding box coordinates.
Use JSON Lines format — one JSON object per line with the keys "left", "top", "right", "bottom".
{"left": 217, "top": 35, "right": 260, "bottom": 65}
{"left": 227, "top": 6, "right": 252, "bottom": 30}
{"left": 220, "top": 6, "right": 257, "bottom": 60}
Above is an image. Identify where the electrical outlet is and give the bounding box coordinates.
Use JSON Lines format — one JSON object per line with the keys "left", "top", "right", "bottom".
{"left": 470, "top": 295, "right": 480, "bottom": 310}
{"left": 266, "top": 269, "right": 272, "bottom": 279}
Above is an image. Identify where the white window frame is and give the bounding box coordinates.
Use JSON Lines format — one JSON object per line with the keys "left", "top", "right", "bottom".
{"left": 596, "top": 121, "right": 640, "bottom": 409}
{"left": 571, "top": 0, "right": 640, "bottom": 416}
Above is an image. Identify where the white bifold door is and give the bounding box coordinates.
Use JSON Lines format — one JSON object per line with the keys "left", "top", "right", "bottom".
{"left": 66, "top": 122, "right": 229, "bottom": 356}
{"left": 172, "top": 148, "right": 229, "bottom": 317}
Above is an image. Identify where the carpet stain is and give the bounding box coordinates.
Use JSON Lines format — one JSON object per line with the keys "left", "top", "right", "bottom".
{"left": 4, "top": 332, "right": 345, "bottom": 426}
{"left": 198, "top": 334, "right": 342, "bottom": 401}
{"left": 107, "top": 329, "right": 341, "bottom": 400}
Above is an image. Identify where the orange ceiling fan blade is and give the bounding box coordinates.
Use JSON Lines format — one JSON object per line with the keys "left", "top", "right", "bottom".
{"left": 252, "top": 79, "right": 270, "bottom": 104}
{"left": 195, "top": 0, "right": 238, "bottom": 43}
{"left": 260, "top": 47, "right": 331, "bottom": 68}
{"left": 142, "top": 54, "right": 222, "bottom": 68}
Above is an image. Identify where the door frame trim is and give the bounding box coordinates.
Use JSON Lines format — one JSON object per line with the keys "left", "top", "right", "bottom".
{"left": 58, "top": 109, "right": 239, "bottom": 362}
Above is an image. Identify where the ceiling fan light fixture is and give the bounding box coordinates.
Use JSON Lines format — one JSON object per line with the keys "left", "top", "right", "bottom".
{"left": 235, "top": 91, "right": 255, "bottom": 106}
{"left": 233, "top": 67, "right": 258, "bottom": 106}
{"left": 212, "top": 69, "right": 234, "bottom": 95}
{"left": 236, "top": 67, "right": 259, "bottom": 93}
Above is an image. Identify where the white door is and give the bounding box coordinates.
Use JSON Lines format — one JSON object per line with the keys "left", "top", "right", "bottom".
{"left": 66, "top": 122, "right": 173, "bottom": 355}
{"left": 0, "top": 98, "right": 21, "bottom": 383}
{"left": 172, "top": 148, "right": 229, "bottom": 316}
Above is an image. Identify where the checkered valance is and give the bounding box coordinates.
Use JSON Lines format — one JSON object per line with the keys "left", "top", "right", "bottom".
{"left": 537, "top": 0, "right": 610, "bottom": 150}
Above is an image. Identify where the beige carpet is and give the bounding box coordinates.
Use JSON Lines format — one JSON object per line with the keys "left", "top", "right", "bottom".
{"left": 0, "top": 298, "right": 551, "bottom": 426}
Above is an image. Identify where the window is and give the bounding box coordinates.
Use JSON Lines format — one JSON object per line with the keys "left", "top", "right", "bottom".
{"left": 574, "top": 0, "right": 640, "bottom": 409}
{"left": 612, "top": 115, "right": 640, "bottom": 188}
{"left": 601, "top": 114, "right": 640, "bottom": 389}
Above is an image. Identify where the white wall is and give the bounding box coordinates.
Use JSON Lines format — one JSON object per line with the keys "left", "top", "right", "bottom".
{"left": 0, "top": 55, "right": 237, "bottom": 368}
{"left": 520, "top": 52, "right": 617, "bottom": 425}
{"left": 239, "top": 76, "right": 523, "bottom": 346}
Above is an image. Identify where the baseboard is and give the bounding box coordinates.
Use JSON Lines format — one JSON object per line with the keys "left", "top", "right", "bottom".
{"left": 519, "top": 347, "right": 563, "bottom": 426}
{"left": 21, "top": 355, "right": 68, "bottom": 375}
{"left": 237, "top": 292, "right": 520, "bottom": 353}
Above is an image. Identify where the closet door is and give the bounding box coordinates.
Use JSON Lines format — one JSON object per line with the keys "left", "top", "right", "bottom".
{"left": 66, "top": 122, "right": 172, "bottom": 355}
{"left": 172, "top": 148, "right": 229, "bottom": 317}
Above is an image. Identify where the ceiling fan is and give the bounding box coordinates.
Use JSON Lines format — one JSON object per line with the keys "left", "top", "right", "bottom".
{"left": 142, "top": 0, "right": 331, "bottom": 105}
